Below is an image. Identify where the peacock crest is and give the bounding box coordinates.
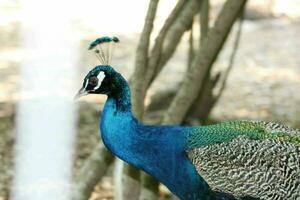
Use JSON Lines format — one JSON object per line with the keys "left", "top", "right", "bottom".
{"left": 88, "top": 36, "right": 120, "bottom": 65}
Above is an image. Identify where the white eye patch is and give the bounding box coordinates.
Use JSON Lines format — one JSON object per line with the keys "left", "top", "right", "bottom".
{"left": 94, "top": 71, "right": 106, "bottom": 90}
{"left": 83, "top": 78, "right": 89, "bottom": 90}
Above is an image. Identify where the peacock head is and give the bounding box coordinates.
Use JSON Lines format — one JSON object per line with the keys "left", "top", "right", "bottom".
{"left": 75, "top": 36, "right": 123, "bottom": 99}
{"left": 75, "top": 65, "right": 119, "bottom": 99}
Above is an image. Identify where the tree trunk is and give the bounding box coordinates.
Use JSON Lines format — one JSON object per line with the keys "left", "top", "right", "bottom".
{"left": 72, "top": 142, "right": 114, "bottom": 200}
{"left": 187, "top": 5, "right": 245, "bottom": 123}
{"left": 162, "top": 0, "right": 247, "bottom": 124}
{"left": 146, "top": 0, "right": 202, "bottom": 88}
{"left": 145, "top": 0, "right": 188, "bottom": 90}
{"left": 200, "top": 0, "right": 210, "bottom": 42}
{"left": 139, "top": 172, "right": 159, "bottom": 200}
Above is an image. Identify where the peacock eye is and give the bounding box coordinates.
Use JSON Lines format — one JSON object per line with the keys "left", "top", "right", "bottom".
{"left": 89, "top": 76, "right": 98, "bottom": 86}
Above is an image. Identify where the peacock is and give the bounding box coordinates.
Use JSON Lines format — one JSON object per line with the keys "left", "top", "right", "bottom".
{"left": 75, "top": 37, "right": 300, "bottom": 200}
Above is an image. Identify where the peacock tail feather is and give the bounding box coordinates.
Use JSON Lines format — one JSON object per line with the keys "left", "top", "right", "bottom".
{"left": 187, "top": 121, "right": 300, "bottom": 200}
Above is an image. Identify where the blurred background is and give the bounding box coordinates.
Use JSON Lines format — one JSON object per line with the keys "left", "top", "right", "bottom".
{"left": 0, "top": 0, "right": 300, "bottom": 200}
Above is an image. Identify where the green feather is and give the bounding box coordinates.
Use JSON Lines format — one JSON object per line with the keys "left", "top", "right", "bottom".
{"left": 186, "top": 120, "right": 300, "bottom": 199}
{"left": 187, "top": 121, "right": 300, "bottom": 149}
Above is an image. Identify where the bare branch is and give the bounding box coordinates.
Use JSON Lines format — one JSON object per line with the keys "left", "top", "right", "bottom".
{"left": 145, "top": 0, "right": 188, "bottom": 88}
{"left": 185, "top": 73, "right": 220, "bottom": 124}
{"left": 73, "top": 142, "right": 114, "bottom": 200}
{"left": 122, "top": 165, "right": 142, "bottom": 200}
{"left": 147, "top": 0, "right": 202, "bottom": 87}
{"left": 187, "top": 23, "right": 195, "bottom": 69}
{"left": 184, "top": 0, "right": 212, "bottom": 125}
{"left": 139, "top": 172, "right": 159, "bottom": 200}
{"left": 162, "top": 0, "right": 248, "bottom": 124}
{"left": 214, "top": 8, "right": 245, "bottom": 103}
{"left": 200, "top": 0, "right": 210, "bottom": 42}
{"left": 131, "top": 0, "right": 160, "bottom": 119}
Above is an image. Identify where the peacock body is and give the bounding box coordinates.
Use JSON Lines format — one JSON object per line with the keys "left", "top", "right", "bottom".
{"left": 76, "top": 37, "right": 300, "bottom": 200}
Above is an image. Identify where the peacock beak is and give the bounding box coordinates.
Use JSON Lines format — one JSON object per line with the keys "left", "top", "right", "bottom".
{"left": 74, "top": 87, "right": 87, "bottom": 100}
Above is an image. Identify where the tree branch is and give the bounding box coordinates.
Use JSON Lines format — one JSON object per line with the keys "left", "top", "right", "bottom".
{"left": 131, "top": 0, "right": 160, "bottom": 119}
{"left": 72, "top": 142, "right": 114, "bottom": 200}
{"left": 200, "top": 0, "right": 210, "bottom": 42}
{"left": 145, "top": 0, "right": 187, "bottom": 89}
{"left": 214, "top": 7, "right": 245, "bottom": 103}
{"left": 187, "top": 23, "right": 195, "bottom": 69}
{"left": 139, "top": 172, "right": 159, "bottom": 200}
{"left": 184, "top": 0, "right": 212, "bottom": 124}
{"left": 147, "top": 0, "right": 202, "bottom": 87}
{"left": 162, "top": 0, "right": 248, "bottom": 124}
{"left": 185, "top": 75, "right": 219, "bottom": 125}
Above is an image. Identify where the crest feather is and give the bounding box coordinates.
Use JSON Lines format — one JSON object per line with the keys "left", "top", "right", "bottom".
{"left": 88, "top": 36, "right": 120, "bottom": 65}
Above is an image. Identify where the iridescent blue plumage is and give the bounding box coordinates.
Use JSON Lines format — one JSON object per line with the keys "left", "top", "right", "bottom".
{"left": 77, "top": 65, "right": 242, "bottom": 200}
{"left": 101, "top": 98, "right": 214, "bottom": 199}
{"left": 77, "top": 65, "right": 300, "bottom": 200}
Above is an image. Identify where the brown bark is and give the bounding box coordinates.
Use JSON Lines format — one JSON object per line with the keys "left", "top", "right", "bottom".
{"left": 185, "top": 74, "right": 220, "bottom": 124}
{"left": 147, "top": 0, "right": 202, "bottom": 87}
{"left": 139, "top": 172, "right": 159, "bottom": 200}
{"left": 145, "top": 0, "right": 188, "bottom": 89}
{"left": 187, "top": 24, "right": 195, "bottom": 70}
{"left": 72, "top": 142, "right": 114, "bottom": 200}
{"left": 185, "top": 0, "right": 212, "bottom": 124}
{"left": 214, "top": 9, "right": 245, "bottom": 103}
{"left": 162, "top": 0, "right": 247, "bottom": 124}
{"left": 200, "top": 0, "right": 210, "bottom": 42}
{"left": 131, "top": 0, "right": 159, "bottom": 120}
{"left": 122, "top": 165, "right": 142, "bottom": 200}
{"left": 187, "top": 5, "right": 245, "bottom": 123}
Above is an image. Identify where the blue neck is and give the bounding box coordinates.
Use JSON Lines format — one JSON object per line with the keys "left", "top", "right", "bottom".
{"left": 99, "top": 77, "right": 217, "bottom": 200}
{"left": 108, "top": 73, "right": 132, "bottom": 112}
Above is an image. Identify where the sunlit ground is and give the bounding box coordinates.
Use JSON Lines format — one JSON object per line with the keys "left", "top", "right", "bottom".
{"left": 0, "top": 0, "right": 300, "bottom": 200}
